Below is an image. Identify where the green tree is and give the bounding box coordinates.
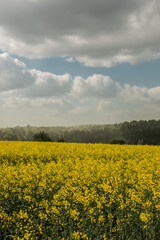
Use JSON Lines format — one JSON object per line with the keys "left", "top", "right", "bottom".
{"left": 57, "top": 138, "right": 65, "bottom": 142}
{"left": 32, "top": 131, "right": 52, "bottom": 142}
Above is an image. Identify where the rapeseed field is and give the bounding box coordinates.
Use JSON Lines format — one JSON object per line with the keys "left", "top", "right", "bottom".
{"left": 0, "top": 141, "right": 160, "bottom": 239}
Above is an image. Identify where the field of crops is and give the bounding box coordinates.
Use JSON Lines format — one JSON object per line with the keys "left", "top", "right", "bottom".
{"left": 0, "top": 141, "right": 160, "bottom": 239}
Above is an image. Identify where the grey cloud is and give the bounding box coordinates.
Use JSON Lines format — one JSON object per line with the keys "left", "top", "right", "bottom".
{"left": 0, "top": 0, "right": 141, "bottom": 39}
{"left": 0, "top": 0, "right": 160, "bottom": 66}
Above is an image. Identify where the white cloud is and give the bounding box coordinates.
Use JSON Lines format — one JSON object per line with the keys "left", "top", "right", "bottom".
{"left": 0, "top": 0, "right": 160, "bottom": 66}
{"left": 26, "top": 70, "right": 73, "bottom": 97}
{"left": 0, "top": 53, "right": 34, "bottom": 91}
{"left": 0, "top": 54, "right": 160, "bottom": 127}
{"left": 0, "top": 53, "right": 73, "bottom": 97}
{"left": 121, "top": 84, "right": 149, "bottom": 102}
{"left": 1, "top": 54, "right": 160, "bottom": 103}
{"left": 72, "top": 74, "right": 121, "bottom": 98}
{"left": 148, "top": 87, "right": 160, "bottom": 101}
{"left": 65, "top": 57, "right": 75, "bottom": 63}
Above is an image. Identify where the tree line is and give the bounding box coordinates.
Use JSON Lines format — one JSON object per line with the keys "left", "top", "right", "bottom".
{"left": 0, "top": 119, "right": 160, "bottom": 145}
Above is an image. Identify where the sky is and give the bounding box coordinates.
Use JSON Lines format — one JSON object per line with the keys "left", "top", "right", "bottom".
{"left": 0, "top": 0, "right": 160, "bottom": 127}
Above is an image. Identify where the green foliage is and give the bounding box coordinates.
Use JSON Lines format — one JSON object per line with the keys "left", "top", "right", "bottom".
{"left": 32, "top": 131, "right": 52, "bottom": 142}
{"left": 110, "top": 139, "right": 125, "bottom": 144}
{"left": 57, "top": 138, "right": 65, "bottom": 142}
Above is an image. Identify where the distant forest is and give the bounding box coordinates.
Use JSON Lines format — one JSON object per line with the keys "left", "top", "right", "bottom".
{"left": 0, "top": 119, "right": 160, "bottom": 145}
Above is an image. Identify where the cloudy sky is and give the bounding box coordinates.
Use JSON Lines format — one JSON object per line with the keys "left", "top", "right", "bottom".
{"left": 0, "top": 0, "right": 160, "bottom": 127}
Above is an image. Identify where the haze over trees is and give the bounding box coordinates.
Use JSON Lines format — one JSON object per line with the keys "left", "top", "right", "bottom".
{"left": 0, "top": 119, "right": 160, "bottom": 145}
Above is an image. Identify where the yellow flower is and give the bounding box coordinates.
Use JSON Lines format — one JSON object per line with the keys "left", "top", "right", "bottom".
{"left": 0, "top": 141, "right": 160, "bottom": 239}
{"left": 140, "top": 212, "right": 152, "bottom": 224}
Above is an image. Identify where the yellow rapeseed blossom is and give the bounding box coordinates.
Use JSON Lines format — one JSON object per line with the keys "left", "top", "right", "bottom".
{"left": 0, "top": 141, "right": 160, "bottom": 239}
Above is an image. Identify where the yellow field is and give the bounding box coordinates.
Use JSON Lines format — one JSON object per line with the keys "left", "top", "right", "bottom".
{"left": 0, "top": 141, "right": 160, "bottom": 239}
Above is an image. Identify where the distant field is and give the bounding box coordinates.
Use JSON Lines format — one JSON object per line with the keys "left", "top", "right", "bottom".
{"left": 0, "top": 142, "right": 160, "bottom": 239}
